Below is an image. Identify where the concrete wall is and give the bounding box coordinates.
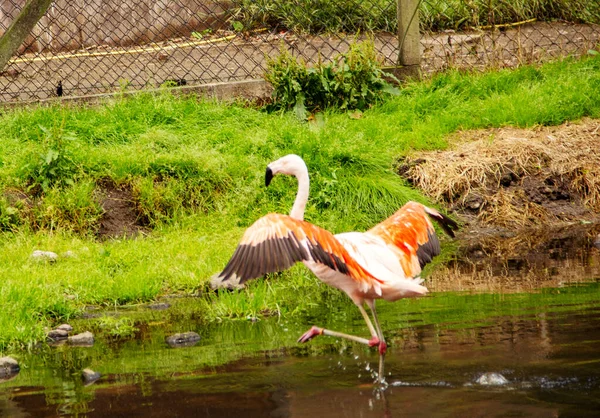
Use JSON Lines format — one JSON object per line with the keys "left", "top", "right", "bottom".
{"left": 0, "top": 0, "right": 232, "bottom": 53}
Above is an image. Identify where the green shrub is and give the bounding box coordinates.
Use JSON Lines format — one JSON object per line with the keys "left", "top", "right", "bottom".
{"left": 265, "top": 39, "right": 399, "bottom": 114}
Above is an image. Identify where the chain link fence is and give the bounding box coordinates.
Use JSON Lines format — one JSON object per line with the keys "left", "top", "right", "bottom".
{"left": 420, "top": 0, "right": 600, "bottom": 73}
{"left": 0, "top": 0, "right": 599, "bottom": 104}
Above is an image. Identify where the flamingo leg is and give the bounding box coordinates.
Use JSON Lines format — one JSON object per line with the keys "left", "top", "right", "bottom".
{"left": 366, "top": 299, "right": 387, "bottom": 383}
{"left": 297, "top": 304, "right": 381, "bottom": 347}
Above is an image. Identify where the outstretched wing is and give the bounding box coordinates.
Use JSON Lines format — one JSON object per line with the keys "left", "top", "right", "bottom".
{"left": 366, "top": 201, "right": 456, "bottom": 278}
{"left": 218, "top": 213, "right": 376, "bottom": 285}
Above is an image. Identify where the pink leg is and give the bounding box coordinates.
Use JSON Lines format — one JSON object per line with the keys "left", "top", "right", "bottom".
{"left": 298, "top": 326, "right": 372, "bottom": 346}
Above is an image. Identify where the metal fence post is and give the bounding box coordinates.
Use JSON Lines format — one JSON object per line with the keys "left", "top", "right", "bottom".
{"left": 0, "top": 0, "right": 54, "bottom": 73}
{"left": 397, "top": 0, "right": 421, "bottom": 78}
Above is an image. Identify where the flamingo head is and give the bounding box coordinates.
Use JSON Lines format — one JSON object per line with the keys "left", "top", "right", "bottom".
{"left": 265, "top": 154, "right": 307, "bottom": 187}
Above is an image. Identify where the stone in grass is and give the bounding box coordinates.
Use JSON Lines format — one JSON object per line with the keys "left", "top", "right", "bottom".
{"left": 0, "top": 357, "right": 19, "bottom": 380}
{"left": 68, "top": 331, "right": 95, "bottom": 346}
{"left": 56, "top": 324, "right": 73, "bottom": 332}
{"left": 82, "top": 368, "right": 101, "bottom": 385}
{"left": 31, "top": 250, "right": 58, "bottom": 262}
{"left": 475, "top": 372, "right": 509, "bottom": 386}
{"left": 166, "top": 332, "right": 201, "bottom": 348}
{"left": 47, "top": 329, "right": 69, "bottom": 341}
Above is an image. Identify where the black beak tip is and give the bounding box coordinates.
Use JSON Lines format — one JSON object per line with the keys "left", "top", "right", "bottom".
{"left": 265, "top": 167, "right": 273, "bottom": 187}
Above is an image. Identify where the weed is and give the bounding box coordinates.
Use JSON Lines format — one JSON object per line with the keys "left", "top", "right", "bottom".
{"left": 0, "top": 195, "right": 21, "bottom": 231}
{"left": 34, "top": 181, "right": 103, "bottom": 234}
{"left": 94, "top": 315, "right": 139, "bottom": 338}
{"left": 18, "top": 125, "right": 80, "bottom": 195}
{"left": 265, "top": 39, "right": 399, "bottom": 114}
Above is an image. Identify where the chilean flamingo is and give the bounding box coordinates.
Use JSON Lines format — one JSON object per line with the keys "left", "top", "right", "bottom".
{"left": 218, "top": 154, "right": 457, "bottom": 381}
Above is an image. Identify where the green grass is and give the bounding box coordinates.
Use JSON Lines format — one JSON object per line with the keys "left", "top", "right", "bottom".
{"left": 230, "top": 0, "right": 600, "bottom": 34}
{"left": 0, "top": 56, "right": 600, "bottom": 350}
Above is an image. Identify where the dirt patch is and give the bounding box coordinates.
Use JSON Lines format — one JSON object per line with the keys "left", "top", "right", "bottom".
{"left": 97, "top": 183, "right": 146, "bottom": 239}
{"left": 398, "top": 118, "right": 600, "bottom": 230}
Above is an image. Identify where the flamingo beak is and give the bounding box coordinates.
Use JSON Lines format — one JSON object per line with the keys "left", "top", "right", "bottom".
{"left": 265, "top": 167, "right": 273, "bottom": 187}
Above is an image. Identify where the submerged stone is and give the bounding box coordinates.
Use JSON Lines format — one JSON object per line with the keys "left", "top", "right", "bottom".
{"left": 147, "top": 302, "right": 171, "bottom": 310}
{"left": 475, "top": 372, "right": 509, "bottom": 386}
{"left": 68, "top": 331, "right": 95, "bottom": 346}
{"left": 82, "top": 368, "right": 101, "bottom": 385}
{"left": 166, "top": 332, "right": 201, "bottom": 348}
{"left": 0, "top": 357, "right": 19, "bottom": 380}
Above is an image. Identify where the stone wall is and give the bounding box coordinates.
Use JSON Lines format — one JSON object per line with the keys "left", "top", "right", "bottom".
{"left": 0, "top": 0, "right": 232, "bottom": 53}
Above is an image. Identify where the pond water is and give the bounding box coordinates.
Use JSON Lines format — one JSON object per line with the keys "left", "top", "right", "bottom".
{"left": 1, "top": 230, "right": 600, "bottom": 417}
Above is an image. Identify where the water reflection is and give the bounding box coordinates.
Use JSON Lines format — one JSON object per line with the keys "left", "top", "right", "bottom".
{"left": 431, "top": 223, "right": 600, "bottom": 292}
{"left": 1, "top": 284, "right": 599, "bottom": 417}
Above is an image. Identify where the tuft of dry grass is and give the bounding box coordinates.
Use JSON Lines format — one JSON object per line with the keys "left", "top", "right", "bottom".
{"left": 399, "top": 118, "right": 600, "bottom": 227}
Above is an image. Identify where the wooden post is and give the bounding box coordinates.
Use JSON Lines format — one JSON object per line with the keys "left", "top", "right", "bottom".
{"left": 396, "top": 0, "right": 421, "bottom": 78}
{"left": 0, "top": 0, "right": 54, "bottom": 72}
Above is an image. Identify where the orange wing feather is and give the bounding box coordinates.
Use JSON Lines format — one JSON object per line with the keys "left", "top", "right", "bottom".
{"left": 219, "top": 213, "right": 377, "bottom": 285}
{"left": 366, "top": 202, "right": 439, "bottom": 278}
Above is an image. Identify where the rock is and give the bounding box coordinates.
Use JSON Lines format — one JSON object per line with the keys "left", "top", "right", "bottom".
{"left": 209, "top": 273, "right": 245, "bottom": 291}
{"left": 593, "top": 234, "right": 600, "bottom": 249}
{"left": 31, "top": 250, "right": 58, "bottom": 262}
{"left": 56, "top": 324, "right": 73, "bottom": 332}
{"left": 475, "top": 372, "right": 509, "bottom": 386}
{"left": 47, "top": 329, "right": 69, "bottom": 341}
{"left": 68, "top": 331, "right": 94, "bottom": 346}
{"left": 166, "top": 332, "right": 201, "bottom": 348}
{"left": 0, "top": 356, "right": 19, "bottom": 379}
{"left": 147, "top": 302, "right": 171, "bottom": 311}
{"left": 62, "top": 251, "right": 76, "bottom": 258}
{"left": 82, "top": 368, "right": 101, "bottom": 385}
{"left": 463, "top": 194, "right": 484, "bottom": 211}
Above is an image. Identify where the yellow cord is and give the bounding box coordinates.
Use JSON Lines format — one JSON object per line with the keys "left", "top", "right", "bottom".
{"left": 9, "top": 27, "right": 268, "bottom": 64}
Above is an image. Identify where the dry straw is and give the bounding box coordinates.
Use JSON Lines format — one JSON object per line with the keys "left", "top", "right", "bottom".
{"left": 401, "top": 118, "right": 600, "bottom": 227}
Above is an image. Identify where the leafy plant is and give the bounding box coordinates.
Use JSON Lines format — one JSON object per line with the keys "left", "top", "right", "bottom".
{"left": 0, "top": 196, "right": 21, "bottom": 231}
{"left": 191, "top": 29, "right": 212, "bottom": 40}
{"left": 265, "top": 39, "right": 399, "bottom": 115}
{"left": 19, "top": 126, "right": 79, "bottom": 194}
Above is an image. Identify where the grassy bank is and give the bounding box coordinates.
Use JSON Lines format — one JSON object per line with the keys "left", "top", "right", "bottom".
{"left": 0, "top": 56, "right": 600, "bottom": 350}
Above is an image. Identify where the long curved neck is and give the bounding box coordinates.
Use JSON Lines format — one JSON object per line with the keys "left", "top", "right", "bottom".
{"left": 290, "top": 168, "right": 309, "bottom": 220}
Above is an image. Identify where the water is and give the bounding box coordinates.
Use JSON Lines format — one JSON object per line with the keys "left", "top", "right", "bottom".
{"left": 1, "top": 230, "right": 600, "bottom": 417}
